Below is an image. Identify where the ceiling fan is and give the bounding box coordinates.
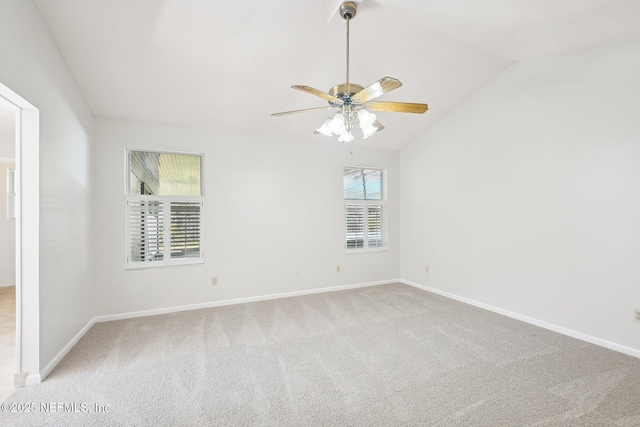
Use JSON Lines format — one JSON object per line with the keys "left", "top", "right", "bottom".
{"left": 272, "top": 1, "right": 428, "bottom": 142}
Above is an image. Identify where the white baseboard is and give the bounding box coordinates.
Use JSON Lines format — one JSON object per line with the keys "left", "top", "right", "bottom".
{"left": 39, "top": 316, "right": 97, "bottom": 382}
{"left": 401, "top": 279, "right": 640, "bottom": 359}
{"left": 37, "top": 279, "right": 400, "bottom": 382}
{"left": 14, "top": 372, "right": 27, "bottom": 387}
{"left": 94, "top": 279, "right": 398, "bottom": 323}
{"left": 25, "top": 373, "right": 41, "bottom": 386}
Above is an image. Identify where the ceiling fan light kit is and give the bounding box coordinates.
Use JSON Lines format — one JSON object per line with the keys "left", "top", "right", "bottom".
{"left": 272, "top": 1, "right": 428, "bottom": 142}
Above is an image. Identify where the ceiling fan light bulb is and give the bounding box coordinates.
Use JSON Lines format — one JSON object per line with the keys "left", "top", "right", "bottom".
{"left": 333, "top": 123, "right": 347, "bottom": 135}
{"left": 315, "top": 119, "right": 333, "bottom": 137}
{"left": 357, "top": 109, "right": 376, "bottom": 128}
{"left": 338, "top": 131, "right": 354, "bottom": 143}
{"left": 329, "top": 114, "right": 346, "bottom": 134}
{"left": 362, "top": 125, "right": 378, "bottom": 139}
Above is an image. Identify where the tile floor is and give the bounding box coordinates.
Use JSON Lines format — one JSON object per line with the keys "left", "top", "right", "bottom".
{"left": 0, "top": 286, "right": 15, "bottom": 402}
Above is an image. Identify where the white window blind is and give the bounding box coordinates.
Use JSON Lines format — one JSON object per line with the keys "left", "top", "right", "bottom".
{"left": 367, "top": 204, "right": 384, "bottom": 248}
{"left": 170, "top": 201, "right": 201, "bottom": 259}
{"left": 346, "top": 204, "right": 365, "bottom": 249}
{"left": 126, "top": 150, "right": 204, "bottom": 269}
{"left": 128, "top": 200, "right": 164, "bottom": 262}
{"left": 343, "top": 167, "right": 386, "bottom": 251}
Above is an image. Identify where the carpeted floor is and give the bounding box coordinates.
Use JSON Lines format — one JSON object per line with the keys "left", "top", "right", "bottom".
{"left": 1, "top": 283, "right": 639, "bottom": 426}
{"left": 0, "top": 285, "right": 16, "bottom": 403}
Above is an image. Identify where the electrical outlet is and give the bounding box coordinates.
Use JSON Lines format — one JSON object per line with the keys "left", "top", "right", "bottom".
{"left": 336, "top": 265, "right": 341, "bottom": 273}
{"left": 634, "top": 309, "right": 640, "bottom": 323}
{"left": 425, "top": 266, "right": 429, "bottom": 273}
{"left": 211, "top": 277, "right": 218, "bottom": 286}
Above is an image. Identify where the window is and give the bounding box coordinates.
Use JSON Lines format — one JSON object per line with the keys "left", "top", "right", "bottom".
{"left": 126, "top": 150, "right": 203, "bottom": 268}
{"left": 344, "top": 167, "right": 386, "bottom": 251}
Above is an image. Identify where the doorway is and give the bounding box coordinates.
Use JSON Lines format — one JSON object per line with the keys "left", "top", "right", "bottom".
{"left": 0, "top": 82, "right": 40, "bottom": 399}
{"left": 0, "top": 95, "right": 17, "bottom": 401}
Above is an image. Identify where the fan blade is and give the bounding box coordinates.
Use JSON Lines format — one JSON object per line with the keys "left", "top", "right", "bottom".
{"left": 292, "top": 85, "right": 344, "bottom": 105}
{"left": 368, "top": 101, "right": 428, "bottom": 114}
{"left": 351, "top": 77, "right": 403, "bottom": 103}
{"left": 271, "top": 106, "right": 335, "bottom": 117}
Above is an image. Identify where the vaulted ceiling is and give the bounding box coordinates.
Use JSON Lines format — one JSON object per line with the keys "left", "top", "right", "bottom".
{"left": 22, "top": 0, "right": 640, "bottom": 150}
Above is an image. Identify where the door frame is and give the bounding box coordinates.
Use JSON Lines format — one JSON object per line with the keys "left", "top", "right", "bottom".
{"left": 0, "top": 82, "right": 40, "bottom": 386}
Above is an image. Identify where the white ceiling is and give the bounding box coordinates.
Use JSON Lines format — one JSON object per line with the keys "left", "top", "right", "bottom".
{"left": 32, "top": 0, "right": 640, "bottom": 151}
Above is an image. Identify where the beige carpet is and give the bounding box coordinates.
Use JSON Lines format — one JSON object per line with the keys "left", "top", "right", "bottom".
{"left": 1, "top": 283, "right": 639, "bottom": 426}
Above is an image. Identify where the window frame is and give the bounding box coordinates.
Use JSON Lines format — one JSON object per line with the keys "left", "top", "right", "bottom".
{"left": 343, "top": 166, "right": 387, "bottom": 253}
{"left": 124, "top": 149, "right": 205, "bottom": 270}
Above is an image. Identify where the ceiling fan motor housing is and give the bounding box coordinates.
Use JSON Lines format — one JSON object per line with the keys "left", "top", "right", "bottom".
{"left": 329, "top": 83, "right": 364, "bottom": 106}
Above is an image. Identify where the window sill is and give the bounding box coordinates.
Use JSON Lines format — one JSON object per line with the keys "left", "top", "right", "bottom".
{"left": 345, "top": 247, "right": 388, "bottom": 254}
{"left": 125, "top": 258, "right": 204, "bottom": 270}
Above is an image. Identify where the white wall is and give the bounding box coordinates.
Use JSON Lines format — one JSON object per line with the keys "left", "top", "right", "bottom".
{"left": 0, "top": 0, "right": 95, "bottom": 372}
{"left": 401, "top": 39, "right": 640, "bottom": 353}
{"left": 0, "top": 132, "right": 15, "bottom": 287}
{"left": 93, "top": 118, "right": 400, "bottom": 315}
{"left": 0, "top": 153, "right": 16, "bottom": 287}
{"left": 0, "top": 134, "right": 13, "bottom": 157}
